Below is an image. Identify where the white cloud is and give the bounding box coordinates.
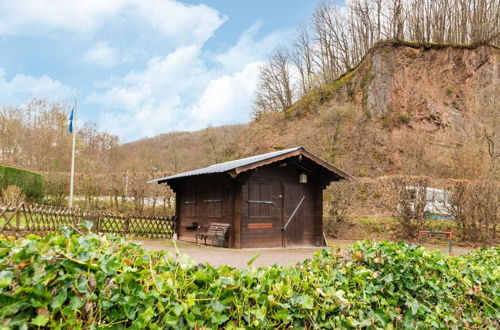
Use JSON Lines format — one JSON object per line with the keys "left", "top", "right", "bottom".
{"left": 86, "top": 24, "right": 290, "bottom": 141}
{"left": 0, "top": 0, "right": 226, "bottom": 45}
{"left": 83, "top": 41, "right": 129, "bottom": 68}
{"left": 90, "top": 62, "right": 262, "bottom": 140}
{"left": 192, "top": 62, "right": 262, "bottom": 124}
{"left": 0, "top": 68, "right": 75, "bottom": 104}
{"left": 87, "top": 45, "right": 208, "bottom": 111}
{"left": 0, "top": 0, "right": 126, "bottom": 35}
{"left": 134, "top": 0, "right": 227, "bottom": 45}
{"left": 87, "top": 45, "right": 211, "bottom": 138}
{"left": 215, "top": 22, "right": 292, "bottom": 72}
{"left": 0, "top": 1, "right": 299, "bottom": 142}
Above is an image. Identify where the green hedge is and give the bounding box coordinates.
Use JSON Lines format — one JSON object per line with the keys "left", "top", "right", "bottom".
{"left": 0, "top": 165, "right": 44, "bottom": 201}
{"left": 0, "top": 231, "right": 498, "bottom": 328}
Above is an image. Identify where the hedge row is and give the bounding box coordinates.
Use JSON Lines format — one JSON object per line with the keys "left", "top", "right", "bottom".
{"left": 0, "top": 165, "right": 44, "bottom": 202}
{"left": 0, "top": 229, "right": 498, "bottom": 328}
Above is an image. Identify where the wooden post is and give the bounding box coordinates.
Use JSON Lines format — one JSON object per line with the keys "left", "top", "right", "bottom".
{"left": 124, "top": 216, "right": 130, "bottom": 237}
{"left": 85, "top": 211, "right": 100, "bottom": 233}
{"left": 69, "top": 100, "right": 77, "bottom": 209}
{"left": 25, "top": 204, "right": 31, "bottom": 233}
{"left": 16, "top": 209, "right": 21, "bottom": 234}
{"left": 95, "top": 212, "right": 101, "bottom": 233}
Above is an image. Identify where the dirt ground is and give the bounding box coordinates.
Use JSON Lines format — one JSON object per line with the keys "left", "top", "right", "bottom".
{"left": 134, "top": 238, "right": 476, "bottom": 268}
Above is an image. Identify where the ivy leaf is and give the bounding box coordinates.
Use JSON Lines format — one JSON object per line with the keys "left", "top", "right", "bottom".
{"left": 272, "top": 309, "right": 290, "bottom": 321}
{"left": 0, "top": 295, "right": 30, "bottom": 318}
{"left": 247, "top": 253, "right": 260, "bottom": 267}
{"left": 335, "top": 290, "right": 348, "bottom": 304}
{"left": 100, "top": 257, "right": 121, "bottom": 275}
{"left": 76, "top": 277, "right": 88, "bottom": 293}
{"left": 409, "top": 299, "right": 419, "bottom": 315}
{"left": 211, "top": 313, "right": 229, "bottom": 325}
{"left": 210, "top": 301, "right": 227, "bottom": 313}
{"left": 0, "top": 271, "right": 14, "bottom": 289}
{"left": 69, "top": 296, "right": 84, "bottom": 310}
{"left": 374, "top": 308, "right": 388, "bottom": 326}
{"left": 50, "top": 290, "right": 67, "bottom": 310}
{"left": 31, "top": 315, "right": 49, "bottom": 326}
{"left": 384, "top": 273, "right": 394, "bottom": 283}
{"left": 291, "top": 295, "right": 314, "bottom": 309}
{"left": 79, "top": 221, "right": 93, "bottom": 231}
{"left": 346, "top": 316, "right": 359, "bottom": 327}
{"left": 0, "top": 229, "right": 497, "bottom": 328}
{"left": 171, "top": 304, "right": 183, "bottom": 316}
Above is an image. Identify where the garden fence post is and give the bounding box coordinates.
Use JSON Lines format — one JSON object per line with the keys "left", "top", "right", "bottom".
{"left": 85, "top": 211, "right": 100, "bottom": 233}
{"left": 124, "top": 216, "right": 130, "bottom": 236}
{"left": 96, "top": 212, "right": 101, "bottom": 233}
{"left": 16, "top": 209, "right": 21, "bottom": 234}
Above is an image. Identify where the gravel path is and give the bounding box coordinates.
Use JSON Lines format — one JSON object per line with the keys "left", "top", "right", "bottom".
{"left": 134, "top": 238, "right": 476, "bottom": 268}
{"left": 134, "top": 239, "right": 324, "bottom": 268}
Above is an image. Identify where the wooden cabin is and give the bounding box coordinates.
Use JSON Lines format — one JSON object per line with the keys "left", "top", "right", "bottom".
{"left": 152, "top": 147, "right": 353, "bottom": 248}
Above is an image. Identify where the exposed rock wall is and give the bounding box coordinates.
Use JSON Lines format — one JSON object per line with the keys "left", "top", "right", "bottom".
{"left": 350, "top": 42, "right": 499, "bottom": 132}
{"left": 239, "top": 41, "right": 499, "bottom": 176}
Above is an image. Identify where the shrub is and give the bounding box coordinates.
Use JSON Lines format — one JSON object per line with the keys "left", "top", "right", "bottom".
{"left": 398, "top": 113, "right": 411, "bottom": 125}
{"left": 42, "top": 172, "right": 69, "bottom": 206}
{"left": 0, "top": 231, "right": 498, "bottom": 328}
{"left": 379, "top": 176, "right": 431, "bottom": 238}
{"left": 323, "top": 181, "right": 356, "bottom": 237}
{"left": 0, "top": 185, "right": 25, "bottom": 205}
{"left": 0, "top": 166, "right": 44, "bottom": 202}
{"left": 444, "top": 179, "right": 499, "bottom": 242}
{"left": 380, "top": 113, "right": 411, "bottom": 128}
{"left": 336, "top": 175, "right": 498, "bottom": 243}
{"left": 380, "top": 114, "right": 393, "bottom": 128}
{"left": 42, "top": 171, "right": 174, "bottom": 215}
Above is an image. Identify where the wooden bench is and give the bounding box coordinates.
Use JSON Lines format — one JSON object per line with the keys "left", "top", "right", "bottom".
{"left": 195, "top": 222, "right": 230, "bottom": 247}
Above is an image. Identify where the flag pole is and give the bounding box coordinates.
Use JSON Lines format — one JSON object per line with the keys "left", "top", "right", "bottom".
{"left": 69, "top": 99, "right": 77, "bottom": 209}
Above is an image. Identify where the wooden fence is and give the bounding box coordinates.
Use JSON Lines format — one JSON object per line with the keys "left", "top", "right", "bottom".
{"left": 0, "top": 203, "right": 176, "bottom": 238}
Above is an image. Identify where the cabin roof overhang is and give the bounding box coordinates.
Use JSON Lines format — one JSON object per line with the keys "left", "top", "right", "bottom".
{"left": 150, "top": 146, "right": 355, "bottom": 185}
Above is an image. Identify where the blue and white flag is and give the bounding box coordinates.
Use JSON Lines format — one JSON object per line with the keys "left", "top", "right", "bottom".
{"left": 68, "top": 107, "right": 74, "bottom": 133}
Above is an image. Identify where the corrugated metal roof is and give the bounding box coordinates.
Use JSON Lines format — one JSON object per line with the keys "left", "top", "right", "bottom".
{"left": 152, "top": 147, "right": 302, "bottom": 183}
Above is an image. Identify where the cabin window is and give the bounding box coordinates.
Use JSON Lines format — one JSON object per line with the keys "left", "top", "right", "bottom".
{"left": 248, "top": 182, "right": 272, "bottom": 218}
{"left": 184, "top": 186, "right": 196, "bottom": 217}
{"left": 206, "top": 184, "right": 222, "bottom": 218}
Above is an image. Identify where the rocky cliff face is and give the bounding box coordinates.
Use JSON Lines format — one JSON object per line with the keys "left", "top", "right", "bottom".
{"left": 347, "top": 41, "right": 499, "bottom": 131}
{"left": 119, "top": 41, "right": 499, "bottom": 178}
{"left": 239, "top": 41, "right": 499, "bottom": 177}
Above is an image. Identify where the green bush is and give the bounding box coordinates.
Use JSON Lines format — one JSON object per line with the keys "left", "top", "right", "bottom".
{"left": 398, "top": 113, "right": 411, "bottom": 125}
{"left": 0, "top": 230, "right": 498, "bottom": 328}
{"left": 0, "top": 166, "right": 44, "bottom": 202}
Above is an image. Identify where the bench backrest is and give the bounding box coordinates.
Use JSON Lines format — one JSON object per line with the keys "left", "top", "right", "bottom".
{"left": 206, "top": 222, "right": 230, "bottom": 236}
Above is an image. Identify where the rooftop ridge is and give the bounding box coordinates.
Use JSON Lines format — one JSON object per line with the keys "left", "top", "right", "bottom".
{"left": 203, "top": 147, "right": 302, "bottom": 168}
{"left": 149, "top": 146, "right": 354, "bottom": 183}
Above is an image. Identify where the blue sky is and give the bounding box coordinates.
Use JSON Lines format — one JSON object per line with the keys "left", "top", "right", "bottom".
{"left": 0, "top": 0, "right": 331, "bottom": 141}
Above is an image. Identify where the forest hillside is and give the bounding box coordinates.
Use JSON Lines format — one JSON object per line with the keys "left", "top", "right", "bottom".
{"left": 120, "top": 41, "right": 499, "bottom": 179}
{"left": 1, "top": 0, "right": 498, "bottom": 180}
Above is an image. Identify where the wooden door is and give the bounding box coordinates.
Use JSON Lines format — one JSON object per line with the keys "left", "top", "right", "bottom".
{"left": 241, "top": 181, "right": 283, "bottom": 248}
{"left": 283, "top": 184, "right": 305, "bottom": 247}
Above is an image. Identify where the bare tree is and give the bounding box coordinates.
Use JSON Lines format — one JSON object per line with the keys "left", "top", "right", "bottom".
{"left": 253, "top": 0, "right": 499, "bottom": 115}
{"left": 255, "top": 47, "right": 295, "bottom": 114}
{"left": 0, "top": 99, "right": 121, "bottom": 173}
{"left": 203, "top": 126, "right": 238, "bottom": 165}
{"left": 290, "top": 25, "right": 315, "bottom": 96}
{"left": 316, "top": 104, "right": 354, "bottom": 163}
